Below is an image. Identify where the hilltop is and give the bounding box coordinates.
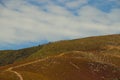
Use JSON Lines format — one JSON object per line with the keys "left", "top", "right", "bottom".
{"left": 0, "top": 34, "right": 120, "bottom": 66}
{"left": 0, "top": 34, "right": 120, "bottom": 80}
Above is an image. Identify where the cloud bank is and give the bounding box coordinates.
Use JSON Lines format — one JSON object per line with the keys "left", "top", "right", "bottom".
{"left": 0, "top": 0, "right": 120, "bottom": 49}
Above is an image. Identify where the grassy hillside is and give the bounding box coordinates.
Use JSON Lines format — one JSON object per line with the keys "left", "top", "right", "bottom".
{"left": 0, "top": 34, "right": 120, "bottom": 66}
{"left": 1, "top": 51, "right": 119, "bottom": 80}
{"left": 0, "top": 46, "right": 43, "bottom": 66}
{"left": 28, "top": 34, "right": 120, "bottom": 59}
{"left": 0, "top": 34, "right": 120, "bottom": 80}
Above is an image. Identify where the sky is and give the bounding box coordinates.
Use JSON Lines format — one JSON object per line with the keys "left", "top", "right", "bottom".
{"left": 0, "top": 0, "right": 120, "bottom": 50}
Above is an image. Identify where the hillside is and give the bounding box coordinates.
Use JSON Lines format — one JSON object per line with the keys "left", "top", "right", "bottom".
{"left": 28, "top": 34, "right": 120, "bottom": 59}
{"left": 0, "top": 34, "right": 120, "bottom": 66}
{"left": 0, "top": 46, "right": 43, "bottom": 66}
{"left": 0, "top": 34, "right": 120, "bottom": 80}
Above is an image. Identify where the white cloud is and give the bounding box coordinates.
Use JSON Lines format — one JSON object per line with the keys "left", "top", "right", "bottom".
{"left": 0, "top": 0, "right": 120, "bottom": 45}
{"left": 65, "top": 0, "right": 88, "bottom": 8}
{"left": 45, "top": 4, "right": 72, "bottom": 16}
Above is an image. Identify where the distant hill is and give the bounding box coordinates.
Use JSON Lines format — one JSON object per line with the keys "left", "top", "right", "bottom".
{"left": 0, "top": 46, "right": 43, "bottom": 66}
{"left": 0, "top": 34, "right": 120, "bottom": 66}
{"left": 0, "top": 34, "right": 120, "bottom": 80}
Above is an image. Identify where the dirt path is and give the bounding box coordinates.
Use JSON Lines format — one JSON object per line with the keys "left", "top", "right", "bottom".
{"left": 5, "top": 67, "right": 23, "bottom": 80}
{"left": 4, "top": 51, "right": 82, "bottom": 80}
{"left": 5, "top": 59, "right": 43, "bottom": 80}
{"left": 8, "top": 52, "right": 67, "bottom": 69}
{"left": 9, "top": 69, "right": 23, "bottom": 80}
{"left": 5, "top": 57, "right": 51, "bottom": 80}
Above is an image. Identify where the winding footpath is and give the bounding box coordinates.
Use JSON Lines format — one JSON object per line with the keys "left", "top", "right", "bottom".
{"left": 4, "top": 51, "right": 82, "bottom": 80}
{"left": 6, "top": 67, "right": 23, "bottom": 80}
{"left": 4, "top": 56, "right": 51, "bottom": 80}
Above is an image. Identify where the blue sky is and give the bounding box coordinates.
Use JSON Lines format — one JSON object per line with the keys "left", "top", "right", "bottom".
{"left": 0, "top": 0, "right": 120, "bottom": 50}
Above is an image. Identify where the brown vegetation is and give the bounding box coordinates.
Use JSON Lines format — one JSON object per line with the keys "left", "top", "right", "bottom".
{"left": 0, "top": 34, "right": 120, "bottom": 80}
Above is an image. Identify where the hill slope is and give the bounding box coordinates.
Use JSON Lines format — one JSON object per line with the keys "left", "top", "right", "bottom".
{"left": 0, "top": 46, "right": 43, "bottom": 66}
{"left": 0, "top": 34, "right": 120, "bottom": 80}
{"left": 28, "top": 34, "right": 120, "bottom": 59}
{"left": 0, "top": 34, "right": 120, "bottom": 66}
{"left": 0, "top": 51, "right": 120, "bottom": 80}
